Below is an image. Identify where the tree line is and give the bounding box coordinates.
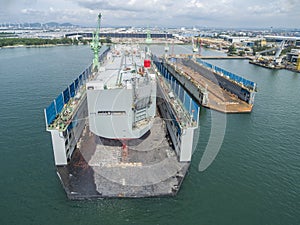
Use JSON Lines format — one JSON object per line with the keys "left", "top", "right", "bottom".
{"left": 0, "top": 38, "right": 78, "bottom": 47}
{"left": 0, "top": 37, "right": 112, "bottom": 47}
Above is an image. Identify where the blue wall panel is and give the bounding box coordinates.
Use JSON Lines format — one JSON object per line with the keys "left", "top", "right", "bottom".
{"left": 184, "top": 93, "right": 191, "bottom": 112}
{"left": 179, "top": 87, "right": 185, "bottom": 103}
{"left": 55, "top": 93, "right": 64, "bottom": 114}
{"left": 191, "top": 100, "right": 199, "bottom": 122}
{"left": 63, "top": 88, "right": 70, "bottom": 104}
{"left": 46, "top": 101, "right": 56, "bottom": 125}
{"left": 75, "top": 78, "right": 79, "bottom": 90}
{"left": 86, "top": 69, "right": 89, "bottom": 79}
{"left": 172, "top": 79, "right": 176, "bottom": 92}
{"left": 168, "top": 72, "right": 171, "bottom": 82}
{"left": 170, "top": 58, "right": 176, "bottom": 63}
{"left": 163, "top": 68, "right": 167, "bottom": 77}
{"left": 170, "top": 113, "right": 181, "bottom": 136}
{"left": 83, "top": 71, "right": 87, "bottom": 81}
{"left": 79, "top": 74, "right": 83, "bottom": 85}
{"left": 175, "top": 82, "right": 179, "bottom": 96}
{"left": 69, "top": 83, "right": 75, "bottom": 97}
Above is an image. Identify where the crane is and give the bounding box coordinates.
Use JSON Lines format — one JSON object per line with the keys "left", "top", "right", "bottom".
{"left": 192, "top": 38, "right": 199, "bottom": 52}
{"left": 256, "top": 40, "right": 285, "bottom": 65}
{"left": 91, "top": 13, "right": 102, "bottom": 72}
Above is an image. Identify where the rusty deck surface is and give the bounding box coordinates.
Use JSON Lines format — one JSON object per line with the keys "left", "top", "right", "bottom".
{"left": 56, "top": 117, "right": 190, "bottom": 199}
{"left": 176, "top": 62, "right": 253, "bottom": 113}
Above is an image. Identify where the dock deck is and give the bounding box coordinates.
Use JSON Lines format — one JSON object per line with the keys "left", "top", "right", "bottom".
{"left": 57, "top": 117, "right": 189, "bottom": 199}
{"left": 175, "top": 62, "right": 253, "bottom": 113}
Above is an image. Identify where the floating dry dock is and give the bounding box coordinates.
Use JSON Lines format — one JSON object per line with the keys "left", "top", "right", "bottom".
{"left": 44, "top": 45, "right": 200, "bottom": 199}
{"left": 45, "top": 13, "right": 201, "bottom": 199}
{"left": 156, "top": 57, "right": 257, "bottom": 113}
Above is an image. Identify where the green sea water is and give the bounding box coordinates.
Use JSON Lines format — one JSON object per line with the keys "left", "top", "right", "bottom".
{"left": 0, "top": 45, "right": 299, "bottom": 225}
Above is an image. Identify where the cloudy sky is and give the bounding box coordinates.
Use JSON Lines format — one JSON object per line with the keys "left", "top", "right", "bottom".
{"left": 1, "top": 0, "right": 299, "bottom": 28}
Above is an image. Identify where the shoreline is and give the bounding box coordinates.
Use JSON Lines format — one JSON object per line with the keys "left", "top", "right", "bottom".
{"left": 0, "top": 41, "right": 182, "bottom": 49}
{"left": 0, "top": 43, "right": 77, "bottom": 49}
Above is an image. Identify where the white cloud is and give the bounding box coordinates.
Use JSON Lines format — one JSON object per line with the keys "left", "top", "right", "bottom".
{"left": 0, "top": 0, "right": 299, "bottom": 28}
{"left": 187, "top": 0, "right": 204, "bottom": 8}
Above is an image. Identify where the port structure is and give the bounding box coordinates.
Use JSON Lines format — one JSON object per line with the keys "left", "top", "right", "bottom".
{"left": 252, "top": 40, "right": 286, "bottom": 68}
{"left": 157, "top": 56, "right": 257, "bottom": 113}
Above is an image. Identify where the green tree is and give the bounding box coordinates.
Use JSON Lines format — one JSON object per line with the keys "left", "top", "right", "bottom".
{"left": 228, "top": 44, "right": 236, "bottom": 55}
{"left": 238, "top": 51, "right": 245, "bottom": 56}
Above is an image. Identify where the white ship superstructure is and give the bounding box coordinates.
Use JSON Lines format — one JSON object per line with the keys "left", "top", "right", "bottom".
{"left": 86, "top": 45, "right": 156, "bottom": 139}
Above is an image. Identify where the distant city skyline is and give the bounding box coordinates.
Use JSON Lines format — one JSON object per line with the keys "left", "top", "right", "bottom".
{"left": 1, "top": 0, "right": 299, "bottom": 29}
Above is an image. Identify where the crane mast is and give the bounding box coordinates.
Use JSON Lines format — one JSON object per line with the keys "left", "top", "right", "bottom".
{"left": 91, "top": 13, "right": 102, "bottom": 72}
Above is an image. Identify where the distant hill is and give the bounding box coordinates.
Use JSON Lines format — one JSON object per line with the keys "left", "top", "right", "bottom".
{"left": 1, "top": 22, "right": 79, "bottom": 29}
{"left": 44, "top": 22, "right": 77, "bottom": 28}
